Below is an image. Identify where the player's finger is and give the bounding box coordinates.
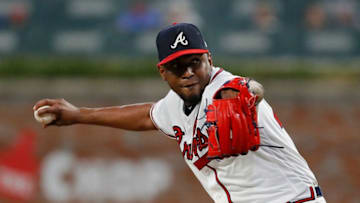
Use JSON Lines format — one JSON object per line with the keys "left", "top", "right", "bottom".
{"left": 37, "top": 105, "right": 60, "bottom": 116}
{"left": 33, "top": 99, "right": 58, "bottom": 111}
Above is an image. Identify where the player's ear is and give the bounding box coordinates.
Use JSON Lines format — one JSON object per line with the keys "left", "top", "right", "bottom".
{"left": 157, "top": 65, "right": 167, "bottom": 81}
{"left": 207, "top": 52, "right": 213, "bottom": 66}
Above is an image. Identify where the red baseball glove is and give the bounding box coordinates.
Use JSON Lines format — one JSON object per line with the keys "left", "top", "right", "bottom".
{"left": 206, "top": 77, "right": 260, "bottom": 159}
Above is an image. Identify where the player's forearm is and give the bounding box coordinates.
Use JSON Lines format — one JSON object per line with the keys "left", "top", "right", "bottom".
{"left": 77, "top": 103, "right": 156, "bottom": 131}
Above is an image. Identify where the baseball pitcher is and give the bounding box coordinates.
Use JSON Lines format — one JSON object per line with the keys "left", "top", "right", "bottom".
{"left": 34, "top": 23, "right": 326, "bottom": 203}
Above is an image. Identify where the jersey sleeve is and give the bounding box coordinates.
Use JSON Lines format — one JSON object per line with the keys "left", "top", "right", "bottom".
{"left": 257, "top": 99, "right": 297, "bottom": 149}
{"left": 150, "top": 93, "right": 176, "bottom": 139}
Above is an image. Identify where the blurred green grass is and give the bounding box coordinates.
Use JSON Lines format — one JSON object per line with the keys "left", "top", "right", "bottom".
{"left": 0, "top": 56, "right": 359, "bottom": 81}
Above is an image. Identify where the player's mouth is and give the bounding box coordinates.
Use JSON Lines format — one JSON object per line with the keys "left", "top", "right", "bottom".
{"left": 182, "top": 82, "right": 199, "bottom": 88}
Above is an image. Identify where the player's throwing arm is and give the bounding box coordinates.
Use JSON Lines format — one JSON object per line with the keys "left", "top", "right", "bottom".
{"left": 33, "top": 98, "right": 156, "bottom": 131}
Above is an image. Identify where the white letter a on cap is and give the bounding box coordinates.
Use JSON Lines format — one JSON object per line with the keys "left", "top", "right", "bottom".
{"left": 170, "top": 32, "right": 188, "bottom": 49}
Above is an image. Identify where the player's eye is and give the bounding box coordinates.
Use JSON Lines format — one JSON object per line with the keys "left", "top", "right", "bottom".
{"left": 165, "top": 63, "right": 178, "bottom": 71}
{"left": 191, "top": 58, "right": 200, "bottom": 65}
{"left": 166, "top": 64, "right": 184, "bottom": 76}
{"left": 170, "top": 63, "right": 178, "bottom": 69}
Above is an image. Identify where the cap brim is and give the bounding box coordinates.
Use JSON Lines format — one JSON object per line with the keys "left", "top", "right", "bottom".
{"left": 157, "top": 49, "right": 209, "bottom": 67}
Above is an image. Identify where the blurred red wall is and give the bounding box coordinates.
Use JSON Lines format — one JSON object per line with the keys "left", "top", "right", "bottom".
{"left": 0, "top": 79, "right": 358, "bottom": 203}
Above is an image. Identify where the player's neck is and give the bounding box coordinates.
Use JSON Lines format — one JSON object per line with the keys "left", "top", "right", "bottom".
{"left": 183, "top": 103, "right": 196, "bottom": 116}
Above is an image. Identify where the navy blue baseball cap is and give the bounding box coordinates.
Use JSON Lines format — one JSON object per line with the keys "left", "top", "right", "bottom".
{"left": 156, "top": 23, "right": 208, "bottom": 67}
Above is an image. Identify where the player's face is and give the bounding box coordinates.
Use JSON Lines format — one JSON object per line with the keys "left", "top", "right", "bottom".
{"left": 158, "top": 53, "right": 213, "bottom": 106}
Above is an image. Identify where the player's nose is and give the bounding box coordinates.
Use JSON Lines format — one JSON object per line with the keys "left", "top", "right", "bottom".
{"left": 181, "top": 67, "right": 194, "bottom": 79}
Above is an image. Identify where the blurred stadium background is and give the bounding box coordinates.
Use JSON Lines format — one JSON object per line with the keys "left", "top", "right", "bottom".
{"left": 0, "top": 0, "right": 359, "bottom": 202}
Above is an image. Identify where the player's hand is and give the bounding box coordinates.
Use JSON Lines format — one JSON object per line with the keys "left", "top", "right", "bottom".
{"left": 33, "top": 98, "right": 80, "bottom": 127}
{"left": 206, "top": 77, "right": 261, "bottom": 159}
{"left": 219, "top": 79, "right": 264, "bottom": 104}
{"left": 220, "top": 89, "right": 239, "bottom": 99}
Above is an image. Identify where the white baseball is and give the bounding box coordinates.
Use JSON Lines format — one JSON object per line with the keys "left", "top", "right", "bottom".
{"left": 248, "top": 80, "right": 264, "bottom": 104}
{"left": 34, "top": 105, "right": 56, "bottom": 125}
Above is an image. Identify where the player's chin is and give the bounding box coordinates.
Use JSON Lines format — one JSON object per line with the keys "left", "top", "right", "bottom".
{"left": 178, "top": 84, "right": 203, "bottom": 104}
{"left": 182, "top": 91, "right": 202, "bottom": 105}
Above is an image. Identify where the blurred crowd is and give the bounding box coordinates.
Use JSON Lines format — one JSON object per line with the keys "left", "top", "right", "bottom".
{"left": 0, "top": 0, "right": 358, "bottom": 32}
{"left": 0, "top": 2, "right": 30, "bottom": 29}
{"left": 0, "top": 0, "right": 359, "bottom": 55}
{"left": 304, "top": 0, "right": 360, "bottom": 31}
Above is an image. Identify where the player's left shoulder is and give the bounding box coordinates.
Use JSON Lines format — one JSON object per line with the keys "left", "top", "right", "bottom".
{"left": 205, "top": 68, "right": 265, "bottom": 106}
{"left": 210, "top": 67, "right": 234, "bottom": 83}
{"left": 204, "top": 67, "right": 236, "bottom": 97}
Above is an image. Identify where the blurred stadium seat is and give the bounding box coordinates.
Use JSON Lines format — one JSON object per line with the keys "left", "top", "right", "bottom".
{"left": 0, "top": 0, "right": 358, "bottom": 57}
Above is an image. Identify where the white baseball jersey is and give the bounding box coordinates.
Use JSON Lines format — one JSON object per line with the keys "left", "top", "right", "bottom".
{"left": 150, "top": 67, "right": 324, "bottom": 203}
